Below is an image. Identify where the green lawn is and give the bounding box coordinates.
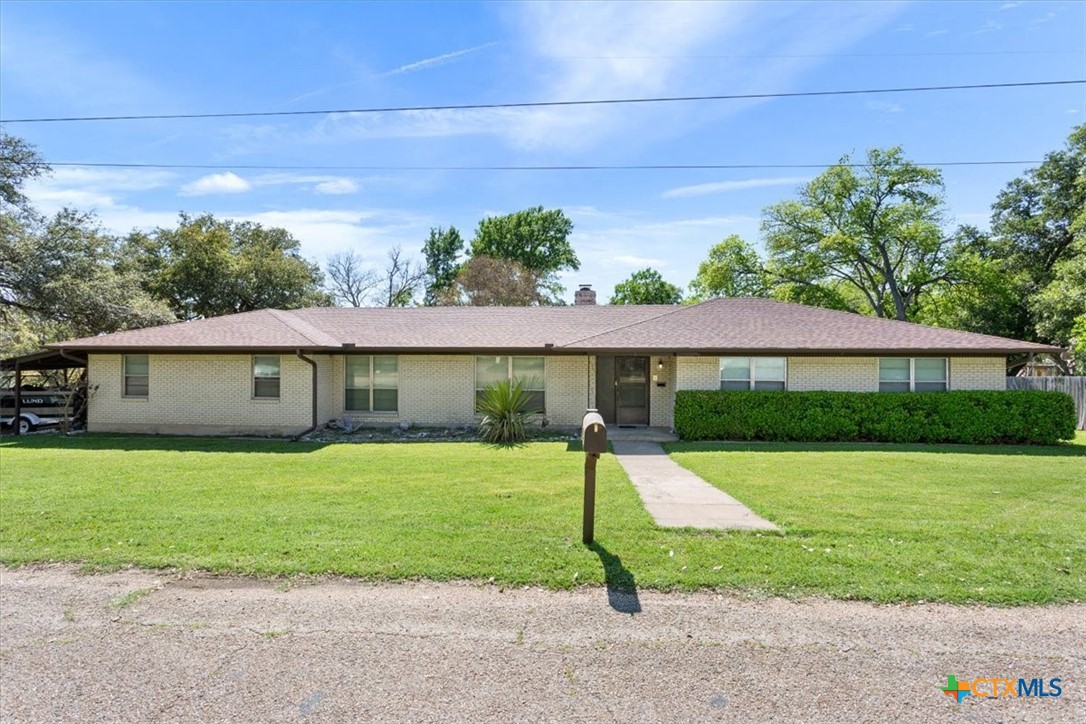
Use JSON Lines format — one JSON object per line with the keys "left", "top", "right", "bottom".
{"left": 1, "top": 433, "right": 1083, "bottom": 604}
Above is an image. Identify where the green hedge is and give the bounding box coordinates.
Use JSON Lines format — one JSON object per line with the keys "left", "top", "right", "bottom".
{"left": 674, "top": 390, "right": 1077, "bottom": 445}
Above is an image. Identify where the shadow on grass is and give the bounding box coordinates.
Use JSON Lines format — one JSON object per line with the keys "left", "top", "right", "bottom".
{"left": 665, "top": 440, "right": 1086, "bottom": 458}
{"left": 588, "top": 541, "right": 641, "bottom": 614}
{"left": 0, "top": 433, "right": 328, "bottom": 454}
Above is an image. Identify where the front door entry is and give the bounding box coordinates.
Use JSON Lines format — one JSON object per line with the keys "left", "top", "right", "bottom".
{"left": 614, "top": 356, "right": 650, "bottom": 426}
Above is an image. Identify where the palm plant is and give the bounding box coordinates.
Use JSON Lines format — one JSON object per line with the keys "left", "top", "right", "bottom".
{"left": 477, "top": 379, "right": 541, "bottom": 444}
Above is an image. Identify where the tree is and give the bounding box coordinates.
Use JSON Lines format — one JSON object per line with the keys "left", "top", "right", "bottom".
{"left": 443, "top": 255, "right": 547, "bottom": 306}
{"left": 762, "top": 147, "right": 949, "bottom": 321}
{"left": 469, "top": 206, "right": 578, "bottom": 302}
{"left": 377, "top": 246, "right": 426, "bottom": 307}
{"left": 0, "top": 132, "right": 48, "bottom": 213}
{"left": 688, "top": 235, "right": 769, "bottom": 301}
{"left": 326, "top": 250, "right": 380, "bottom": 307}
{"left": 981, "top": 124, "right": 1086, "bottom": 350}
{"left": 610, "top": 268, "right": 683, "bottom": 305}
{"left": 1, "top": 134, "right": 173, "bottom": 356}
{"left": 916, "top": 225, "right": 1030, "bottom": 340}
{"left": 422, "top": 226, "right": 463, "bottom": 305}
{"left": 123, "top": 213, "right": 331, "bottom": 319}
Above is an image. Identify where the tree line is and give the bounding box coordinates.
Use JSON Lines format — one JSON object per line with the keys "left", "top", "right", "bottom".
{"left": 1, "top": 127, "right": 1083, "bottom": 370}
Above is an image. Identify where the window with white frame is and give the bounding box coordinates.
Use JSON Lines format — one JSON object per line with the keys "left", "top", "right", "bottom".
{"left": 878, "top": 358, "right": 947, "bottom": 392}
{"left": 123, "top": 354, "right": 149, "bottom": 397}
{"left": 345, "top": 355, "right": 399, "bottom": 412}
{"left": 252, "top": 355, "right": 281, "bottom": 399}
{"left": 719, "top": 357, "right": 787, "bottom": 391}
{"left": 475, "top": 356, "right": 545, "bottom": 412}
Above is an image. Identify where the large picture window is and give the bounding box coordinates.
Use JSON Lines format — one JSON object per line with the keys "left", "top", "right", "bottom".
{"left": 345, "top": 356, "right": 399, "bottom": 412}
{"left": 879, "top": 358, "right": 947, "bottom": 392}
{"left": 253, "top": 355, "right": 281, "bottom": 399}
{"left": 720, "top": 357, "right": 787, "bottom": 391}
{"left": 475, "top": 356, "right": 545, "bottom": 412}
{"left": 123, "top": 354, "right": 149, "bottom": 398}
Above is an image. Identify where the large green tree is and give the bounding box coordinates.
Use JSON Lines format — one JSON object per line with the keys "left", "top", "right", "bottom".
{"left": 610, "top": 268, "right": 683, "bottom": 305}
{"left": 1, "top": 134, "right": 173, "bottom": 356}
{"left": 920, "top": 125, "right": 1085, "bottom": 368}
{"left": 123, "top": 213, "right": 331, "bottom": 319}
{"left": 422, "top": 225, "right": 464, "bottom": 306}
{"left": 762, "top": 147, "right": 950, "bottom": 321}
{"left": 469, "top": 206, "right": 578, "bottom": 302}
{"left": 688, "top": 235, "right": 768, "bottom": 301}
{"left": 988, "top": 124, "right": 1085, "bottom": 351}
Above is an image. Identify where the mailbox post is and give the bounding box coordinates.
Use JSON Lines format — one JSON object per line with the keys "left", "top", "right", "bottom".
{"left": 580, "top": 409, "right": 607, "bottom": 545}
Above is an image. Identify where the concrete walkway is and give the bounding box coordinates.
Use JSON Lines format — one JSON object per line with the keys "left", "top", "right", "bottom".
{"left": 611, "top": 441, "right": 778, "bottom": 531}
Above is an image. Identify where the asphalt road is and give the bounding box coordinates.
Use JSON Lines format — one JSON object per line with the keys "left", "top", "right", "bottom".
{"left": 1, "top": 565, "right": 1082, "bottom": 723}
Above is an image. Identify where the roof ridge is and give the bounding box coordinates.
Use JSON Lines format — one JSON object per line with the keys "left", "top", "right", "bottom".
{"left": 264, "top": 309, "right": 340, "bottom": 347}
{"left": 557, "top": 301, "right": 705, "bottom": 348}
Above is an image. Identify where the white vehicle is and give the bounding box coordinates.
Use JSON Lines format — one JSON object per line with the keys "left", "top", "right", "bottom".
{"left": 0, "top": 390, "right": 72, "bottom": 434}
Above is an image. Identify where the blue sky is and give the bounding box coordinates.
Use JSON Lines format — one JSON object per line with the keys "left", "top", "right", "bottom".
{"left": 2, "top": 0, "right": 1083, "bottom": 302}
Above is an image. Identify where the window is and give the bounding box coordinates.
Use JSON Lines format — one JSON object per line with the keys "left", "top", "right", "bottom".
{"left": 720, "top": 357, "right": 787, "bottom": 391}
{"left": 345, "top": 356, "right": 399, "bottom": 412}
{"left": 123, "top": 354, "right": 149, "bottom": 397}
{"left": 879, "top": 358, "right": 947, "bottom": 392}
{"left": 475, "top": 356, "right": 545, "bottom": 412}
{"left": 253, "top": 355, "right": 281, "bottom": 399}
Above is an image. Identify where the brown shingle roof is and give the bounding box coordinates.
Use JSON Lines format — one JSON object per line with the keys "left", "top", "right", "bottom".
{"left": 52, "top": 298, "right": 1061, "bottom": 355}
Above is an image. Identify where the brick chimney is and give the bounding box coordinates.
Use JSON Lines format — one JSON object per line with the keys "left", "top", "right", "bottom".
{"left": 574, "top": 284, "right": 597, "bottom": 306}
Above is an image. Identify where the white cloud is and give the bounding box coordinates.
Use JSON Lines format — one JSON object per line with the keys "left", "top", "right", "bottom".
{"left": 924, "top": 29, "right": 949, "bottom": 37}
{"left": 313, "top": 179, "right": 359, "bottom": 195}
{"left": 179, "top": 172, "right": 252, "bottom": 196}
{"left": 219, "top": 2, "right": 906, "bottom": 153}
{"left": 380, "top": 42, "right": 499, "bottom": 77}
{"left": 247, "top": 173, "right": 360, "bottom": 195}
{"left": 224, "top": 209, "right": 431, "bottom": 260}
{"left": 866, "top": 100, "right": 904, "bottom": 114}
{"left": 1000, "top": 2, "right": 1021, "bottom": 9}
{"left": 614, "top": 255, "right": 667, "bottom": 267}
{"left": 23, "top": 168, "right": 177, "bottom": 218}
{"left": 662, "top": 176, "right": 809, "bottom": 199}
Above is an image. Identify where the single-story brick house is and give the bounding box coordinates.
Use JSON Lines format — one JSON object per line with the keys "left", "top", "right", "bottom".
{"left": 48, "top": 288, "right": 1060, "bottom": 437}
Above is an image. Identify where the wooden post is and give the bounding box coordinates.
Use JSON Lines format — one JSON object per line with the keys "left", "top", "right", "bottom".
{"left": 13, "top": 363, "right": 22, "bottom": 436}
{"left": 583, "top": 452, "right": 598, "bottom": 545}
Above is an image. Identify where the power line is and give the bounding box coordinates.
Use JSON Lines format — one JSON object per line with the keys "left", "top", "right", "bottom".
{"left": 3, "top": 79, "right": 1081, "bottom": 124}
{"left": 550, "top": 50, "right": 1084, "bottom": 59}
{"left": 48, "top": 160, "right": 1040, "bottom": 172}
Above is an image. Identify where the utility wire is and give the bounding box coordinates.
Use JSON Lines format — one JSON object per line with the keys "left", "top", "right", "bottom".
{"left": 552, "top": 50, "right": 1084, "bottom": 59}
{"left": 48, "top": 160, "right": 1039, "bottom": 171}
{"left": 2, "top": 79, "right": 1081, "bottom": 124}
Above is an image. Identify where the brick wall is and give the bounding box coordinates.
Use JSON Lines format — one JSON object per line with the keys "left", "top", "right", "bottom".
{"left": 948, "top": 357, "right": 1006, "bottom": 389}
{"left": 88, "top": 353, "right": 313, "bottom": 436}
{"left": 788, "top": 357, "right": 877, "bottom": 391}
{"left": 649, "top": 356, "right": 675, "bottom": 427}
{"left": 675, "top": 357, "right": 719, "bottom": 391}
{"left": 675, "top": 355, "right": 1006, "bottom": 394}
{"left": 87, "top": 352, "right": 1009, "bottom": 436}
{"left": 329, "top": 354, "right": 591, "bottom": 428}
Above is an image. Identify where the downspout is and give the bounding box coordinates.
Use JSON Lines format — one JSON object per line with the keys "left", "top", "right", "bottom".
{"left": 294, "top": 350, "right": 318, "bottom": 441}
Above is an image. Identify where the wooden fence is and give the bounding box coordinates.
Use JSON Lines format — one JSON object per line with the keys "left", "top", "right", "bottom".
{"left": 1007, "top": 376, "right": 1086, "bottom": 430}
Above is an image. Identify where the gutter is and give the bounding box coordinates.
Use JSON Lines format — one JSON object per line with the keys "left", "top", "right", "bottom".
{"left": 293, "top": 350, "right": 319, "bottom": 441}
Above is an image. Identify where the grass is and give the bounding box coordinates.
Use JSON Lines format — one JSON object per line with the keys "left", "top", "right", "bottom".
{"left": 109, "top": 587, "right": 156, "bottom": 609}
{"left": 1, "top": 432, "right": 1084, "bottom": 604}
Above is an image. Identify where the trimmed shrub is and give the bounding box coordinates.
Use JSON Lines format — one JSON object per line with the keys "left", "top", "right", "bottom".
{"left": 674, "top": 390, "right": 1076, "bottom": 445}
